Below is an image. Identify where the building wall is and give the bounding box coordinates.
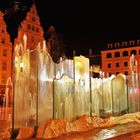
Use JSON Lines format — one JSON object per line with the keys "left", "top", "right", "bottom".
{"left": 101, "top": 40, "right": 140, "bottom": 77}
{"left": 0, "top": 12, "right": 12, "bottom": 92}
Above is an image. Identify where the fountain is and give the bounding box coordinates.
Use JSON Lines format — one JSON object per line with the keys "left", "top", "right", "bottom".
{"left": 0, "top": 77, "right": 13, "bottom": 120}
{"left": 74, "top": 56, "right": 90, "bottom": 118}
{"left": 127, "top": 54, "right": 140, "bottom": 113}
{"left": 112, "top": 74, "right": 128, "bottom": 116}
{"left": 11, "top": 34, "right": 140, "bottom": 140}
{"left": 14, "top": 37, "right": 54, "bottom": 128}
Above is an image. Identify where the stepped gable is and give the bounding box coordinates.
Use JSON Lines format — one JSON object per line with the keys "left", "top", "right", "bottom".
{"left": 0, "top": 10, "right": 12, "bottom": 51}
{"left": 14, "top": 3, "right": 44, "bottom": 50}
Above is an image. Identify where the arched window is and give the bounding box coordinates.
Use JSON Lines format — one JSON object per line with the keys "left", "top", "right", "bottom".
{"left": 131, "top": 50, "right": 136, "bottom": 55}
{"left": 115, "top": 52, "right": 120, "bottom": 57}
{"left": 123, "top": 51, "right": 128, "bottom": 56}
{"left": 106, "top": 53, "right": 112, "bottom": 58}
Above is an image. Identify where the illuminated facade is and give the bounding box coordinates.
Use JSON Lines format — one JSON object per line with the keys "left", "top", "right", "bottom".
{"left": 0, "top": 11, "right": 12, "bottom": 93}
{"left": 101, "top": 39, "right": 140, "bottom": 76}
{"left": 14, "top": 4, "right": 44, "bottom": 50}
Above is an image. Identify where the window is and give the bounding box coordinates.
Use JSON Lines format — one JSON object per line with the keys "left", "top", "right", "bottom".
{"left": 108, "top": 63, "right": 111, "bottom": 68}
{"left": 1, "top": 38, "right": 5, "bottom": 44}
{"left": 3, "top": 49, "right": 7, "bottom": 56}
{"left": 32, "top": 26, "right": 34, "bottom": 31}
{"left": 32, "top": 10, "right": 35, "bottom": 14}
{"left": 108, "top": 44, "right": 113, "bottom": 49}
{"left": 2, "top": 61, "right": 6, "bottom": 70}
{"left": 116, "top": 62, "right": 119, "bottom": 67}
{"left": 124, "top": 62, "right": 128, "bottom": 67}
{"left": 1, "top": 74, "right": 6, "bottom": 84}
{"left": 122, "top": 42, "right": 127, "bottom": 47}
{"left": 137, "top": 40, "right": 140, "bottom": 45}
{"left": 27, "top": 24, "right": 30, "bottom": 30}
{"left": 106, "top": 53, "right": 112, "bottom": 58}
{"left": 115, "top": 52, "right": 120, "bottom": 57}
{"left": 123, "top": 51, "right": 128, "bottom": 56}
{"left": 116, "top": 72, "right": 120, "bottom": 75}
{"left": 124, "top": 71, "right": 128, "bottom": 75}
{"left": 36, "top": 27, "right": 39, "bottom": 32}
{"left": 131, "top": 50, "right": 136, "bottom": 55}
{"left": 108, "top": 72, "right": 112, "bottom": 77}
{"left": 129, "top": 40, "right": 135, "bottom": 46}
{"left": 115, "top": 43, "right": 120, "bottom": 48}
{"left": 31, "top": 37, "right": 34, "bottom": 42}
{"left": 2, "top": 29, "right": 4, "bottom": 33}
{"left": 32, "top": 17, "right": 35, "bottom": 22}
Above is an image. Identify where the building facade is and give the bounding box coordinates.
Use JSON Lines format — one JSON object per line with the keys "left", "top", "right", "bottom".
{"left": 0, "top": 11, "right": 12, "bottom": 93}
{"left": 101, "top": 39, "right": 140, "bottom": 77}
{"left": 14, "top": 4, "right": 44, "bottom": 50}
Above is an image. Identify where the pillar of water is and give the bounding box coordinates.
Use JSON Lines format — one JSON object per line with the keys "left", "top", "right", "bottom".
{"left": 0, "top": 77, "right": 13, "bottom": 120}
{"left": 38, "top": 43, "right": 54, "bottom": 124}
{"left": 14, "top": 49, "right": 31, "bottom": 128}
{"left": 102, "top": 74, "right": 115, "bottom": 117}
{"left": 74, "top": 56, "right": 90, "bottom": 118}
{"left": 91, "top": 77, "right": 101, "bottom": 116}
{"left": 54, "top": 59, "right": 75, "bottom": 122}
{"left": 127, "top": 54, "right": 140, "bottom": 113}
{"left": 112, "top": 74, "right": 128, "bottom": 116}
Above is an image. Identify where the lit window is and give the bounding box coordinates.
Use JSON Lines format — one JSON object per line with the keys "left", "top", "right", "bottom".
{"left": 116, "top": 62, "right": 119, "bottom": 67}
{"left": 3, "top": 49, "right": 7, "bottom": 56}
{"left": 124, "top": 62, "right": 128, "bottom": 67}
{"left": 2, "top": 61, "right": 6, "bottom": 70}
{"left": 106, "top": 53, "right": 112, "bottom": 58}
{"left": 108, "top": 63, "right": 111, "bottom": 68}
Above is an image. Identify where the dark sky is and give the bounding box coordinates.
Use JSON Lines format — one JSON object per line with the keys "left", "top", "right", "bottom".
{"left": 0, "top": 0, "right": 140, "bottom": 56}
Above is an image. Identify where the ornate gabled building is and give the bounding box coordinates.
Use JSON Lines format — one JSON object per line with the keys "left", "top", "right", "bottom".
{"left": 14, "top": 3, "right": 44, "bottom": 50}
{"left": 0, "top": 11, "right": 12, "bottom": 93}
{"left": 101, "top": 39, "right": 140, "bottom": 77}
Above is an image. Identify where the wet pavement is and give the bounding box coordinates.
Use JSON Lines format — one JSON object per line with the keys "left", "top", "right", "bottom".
{"left": 1, "top": 121, "right": 140, "bottom": 139}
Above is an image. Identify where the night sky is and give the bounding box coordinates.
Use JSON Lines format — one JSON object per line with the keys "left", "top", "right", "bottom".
{"left": 0, "top": 0, "right": 139, "bottom": 56}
